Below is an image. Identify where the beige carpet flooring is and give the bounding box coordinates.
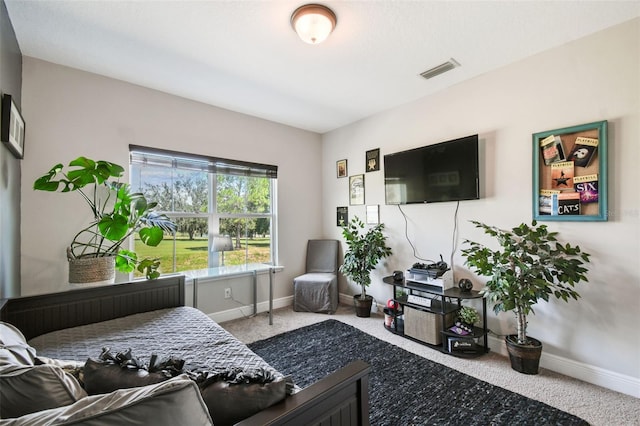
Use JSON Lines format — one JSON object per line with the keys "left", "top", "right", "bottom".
{"left": 221, "top": 304, "right": 639, "bottom": 426}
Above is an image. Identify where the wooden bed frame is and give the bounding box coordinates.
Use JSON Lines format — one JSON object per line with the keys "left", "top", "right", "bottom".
{"left": 0, "top": 275, "right": 371, "bottom": 426}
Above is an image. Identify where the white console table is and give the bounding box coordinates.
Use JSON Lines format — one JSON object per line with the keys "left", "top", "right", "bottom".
{"left": 183, "top": 263, "right": 283, "bottom": 325}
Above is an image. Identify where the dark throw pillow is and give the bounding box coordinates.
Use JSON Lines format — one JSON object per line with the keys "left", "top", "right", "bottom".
{"left": 82, "top": 348, "right": 183, "bottom": 395}
{"left": 83, "top": 358, "right": 170, "bottom": 395}
{"left": 195, "top": 368, "right": 287, "bottom": 426}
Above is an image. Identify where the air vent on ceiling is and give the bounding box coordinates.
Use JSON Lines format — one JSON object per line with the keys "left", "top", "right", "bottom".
{"left": 419, "top": 58, "right": 460, "bottom": 80}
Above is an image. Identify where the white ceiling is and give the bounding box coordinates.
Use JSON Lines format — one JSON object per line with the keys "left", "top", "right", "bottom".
{"left": 6, "top": 1, "right": 640, "bottom": 134}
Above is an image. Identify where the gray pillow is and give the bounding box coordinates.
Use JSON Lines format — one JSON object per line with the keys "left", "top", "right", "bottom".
{"left": 1, "top": 322, "right": 87, "bottom": 418}
{"left": 0, "top": 322, "right": 37, "bottom": 367}
{"left": 2, "top": 374, "right": 213, "bottom": 426}
{"left": 0, "top": 364, "right": 87, "bottom": 418}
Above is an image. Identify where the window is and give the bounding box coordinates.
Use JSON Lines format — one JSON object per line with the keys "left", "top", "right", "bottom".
{"left": 129, "top": 145, "right": 277, "bottom": 275}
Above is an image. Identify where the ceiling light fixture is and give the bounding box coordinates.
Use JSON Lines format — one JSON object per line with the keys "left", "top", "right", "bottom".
{"left": 291, "top": 4, "right": 337, "bottom": 45}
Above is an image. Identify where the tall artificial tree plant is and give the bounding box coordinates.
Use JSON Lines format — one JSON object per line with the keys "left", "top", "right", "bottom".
{"left": 461, "top": 220, "right": 590, "bottom": 373}
{"left": 34, "top": 157, "right": 176, "bottom": 280}
{"left": 339, "top": 216, "right": 392, "bottom": 302}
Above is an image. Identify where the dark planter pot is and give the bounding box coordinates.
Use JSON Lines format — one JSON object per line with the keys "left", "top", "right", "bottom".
{"left": 505, "top": 335, "right": 543, "bottom": 375}
{"left": 353, "top": 294, "right": 373, "bottom": 317}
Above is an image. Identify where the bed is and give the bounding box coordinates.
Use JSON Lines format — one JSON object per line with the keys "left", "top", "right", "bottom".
{"left": 0, "top": 275, "right": 370, "bottom": 425}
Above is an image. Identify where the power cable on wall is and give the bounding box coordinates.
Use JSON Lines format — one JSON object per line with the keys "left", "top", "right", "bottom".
{"left": 229, "top": 294, "right": 256, "bottom": 319}
{"left": 397, "top": 204, "right": 436, "bottom": 264}
{"left": 450, "top": 200, "right": 461, "bottom": 278}
{"left": 397, "top": 201, "right": 461, "bottom": 272}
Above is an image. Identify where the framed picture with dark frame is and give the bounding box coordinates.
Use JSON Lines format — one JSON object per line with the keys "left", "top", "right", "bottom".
{"left": 336, "top": 159, "right": 347, "bottom": 178}
{"left": 1, "top": 94, "right": 26, "bottom": 159}
{"left": 532, "top": 120, "right": 608, "bottom": 221}
{"left": 349, "top": 174, "right": 365, "bottom": 205}
{"left": 366, "top": 148, "right": 380, "bottom": 172}
{"left": 337, "top": 206, "right": 348, "bottom": 226}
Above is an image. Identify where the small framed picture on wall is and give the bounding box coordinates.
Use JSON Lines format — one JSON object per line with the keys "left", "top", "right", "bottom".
{"left": 366, "top": 148, "right": 380, "bottom": 172}
{"left": 336, "top": 159, "right": 347, "bottom": 178}
{"left": 337, "top": 206, "right": 348, "bottom": 226}
{"left": 1, "top": 94, "right": 26, "bottom": 159}
{"left": 349, "top": 174, "right": 365, "bottom": 205}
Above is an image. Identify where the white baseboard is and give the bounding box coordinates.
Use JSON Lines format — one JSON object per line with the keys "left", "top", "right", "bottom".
{"left": 206, "top": 295, "right": 293, "bottom": 324}
{"left": 339, "top": 293, "right": 353, "bottom": 307}
{"left": 339, "top": 293, "right": 387, "bottom": 311}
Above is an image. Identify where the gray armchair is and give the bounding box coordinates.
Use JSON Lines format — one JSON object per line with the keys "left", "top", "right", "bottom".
{"left": 293, "top": 239, "right": 339, "bottom": 314}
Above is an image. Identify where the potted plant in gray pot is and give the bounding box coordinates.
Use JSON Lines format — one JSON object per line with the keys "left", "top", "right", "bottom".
{"left": 34, "top": 157, "right": 176, "bottom": 284}
{"left": 339, "top": 216, "right": 392, "bottom": 317}
{"left": 461, "top": 220, "right": 590, "bottom": 374}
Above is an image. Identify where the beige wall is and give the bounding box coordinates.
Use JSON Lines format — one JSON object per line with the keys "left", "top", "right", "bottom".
{"left": 322, "top": 19, "right": 639, "bottom": 391}
{"left": 20, "top": 58, "right": 323, "bottom": 304}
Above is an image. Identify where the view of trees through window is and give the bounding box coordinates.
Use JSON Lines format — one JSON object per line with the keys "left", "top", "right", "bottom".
{"left": 131, "top": 155, "right": 274, "bottom": 276}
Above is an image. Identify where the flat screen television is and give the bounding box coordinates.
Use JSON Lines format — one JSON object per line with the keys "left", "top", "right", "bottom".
{"left": 384, "top": 134, "right": 480, "bottom": 204}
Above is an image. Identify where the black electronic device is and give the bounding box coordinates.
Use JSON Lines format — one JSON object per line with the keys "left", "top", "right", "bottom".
{"left": 410, "top": 259, "right": 449, "bottom": 279}
{"left": 383, "top": 134, "right": 480, "bottom": 204}
{"left": 411, "top": 255, "right": 448, "bottom": 275}
{"left": 435, "top": 254, "right": 448, "bottom": 271}
{"left": 393, "top": 270, "right": 404, "bottom": 281}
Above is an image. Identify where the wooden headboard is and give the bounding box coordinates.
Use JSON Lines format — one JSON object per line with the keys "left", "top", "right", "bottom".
{"left": 0, "top": 275, "right": 185, "bottom": 340}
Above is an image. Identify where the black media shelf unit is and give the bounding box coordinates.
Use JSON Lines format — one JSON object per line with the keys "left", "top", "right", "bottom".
{"left": 383, "top": 275, "right": 489, "bottom": 357}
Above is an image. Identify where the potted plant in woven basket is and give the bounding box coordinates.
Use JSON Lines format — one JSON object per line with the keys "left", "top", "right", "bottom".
{"left": 339, "top": 216, "right": 392, "bottom": 317}
{"left": 461, "top": 220, "right": 590, "bottom": 374}
{"left": 34, "top": 157, "right": 176, "bottom": 284}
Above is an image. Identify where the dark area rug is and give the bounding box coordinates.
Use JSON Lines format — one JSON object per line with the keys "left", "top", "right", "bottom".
{"left": 248, "top": 319, "right": 588, "bottom": 426}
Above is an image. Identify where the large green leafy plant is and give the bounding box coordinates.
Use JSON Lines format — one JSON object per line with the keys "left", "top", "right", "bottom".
{"left": 34, "top": 157, "right": 176, "bottom": 279}
{"left": 461, "top": 220, "right": 590, "bottom": 345}
{"left": 339, "top": 217, "right": 392, "bottom": 300}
